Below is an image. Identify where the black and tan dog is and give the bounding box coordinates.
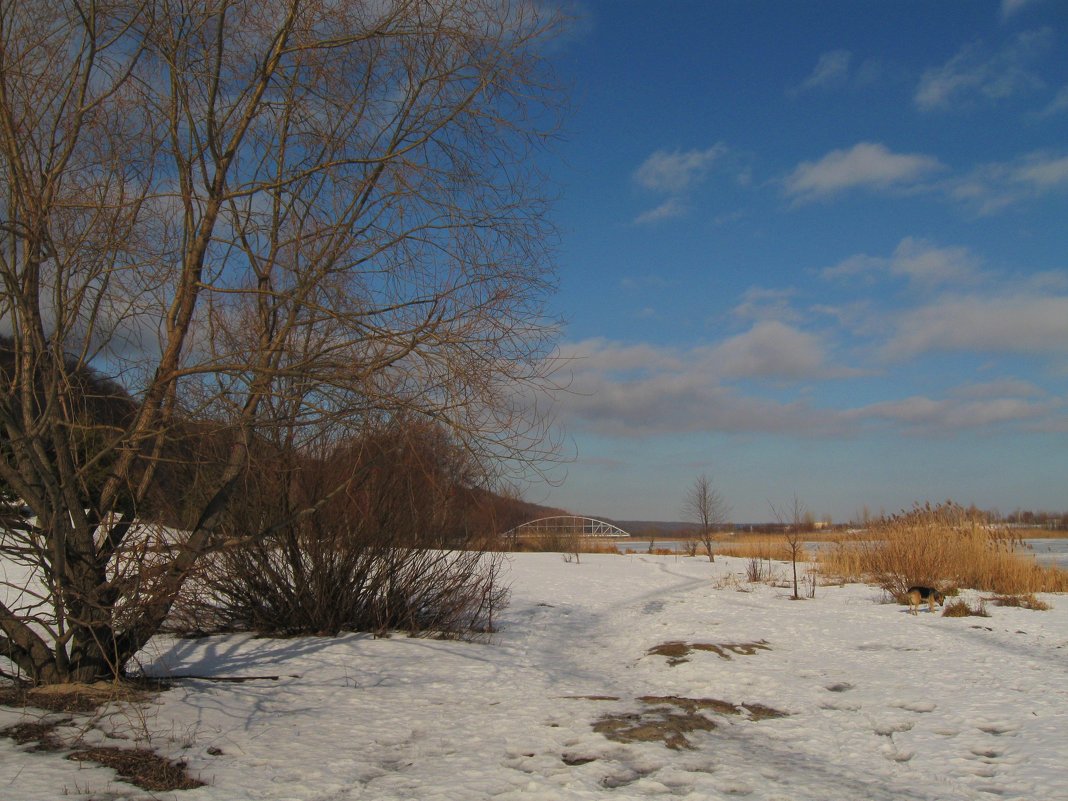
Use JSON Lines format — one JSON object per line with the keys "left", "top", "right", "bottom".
{"left": 906, "top": 586, "right": 945, "bottom": 615}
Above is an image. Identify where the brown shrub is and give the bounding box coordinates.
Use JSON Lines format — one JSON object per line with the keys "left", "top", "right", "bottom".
{"left": 942, "top": 598, "right": 989, "bottom": 617}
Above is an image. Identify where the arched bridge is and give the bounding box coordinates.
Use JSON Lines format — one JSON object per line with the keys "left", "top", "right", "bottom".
{"left": 504, "top": 515, "right": 631, "bottom": 540}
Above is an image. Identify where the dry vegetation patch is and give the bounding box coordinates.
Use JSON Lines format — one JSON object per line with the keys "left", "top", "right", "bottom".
{"left": 1, "top": 718, "right": 70, "bottom": 751}
{"left": 0, "top": 680, "right": 203, "bottom": 792}
{"left": 0, "top": 681, "right": 154, "bottom": 714}
{"left": 593, "top": 695, "right": 787, "bottom": 750}
{"left": 69, "top": 745, "right": 205, "bottom": 791}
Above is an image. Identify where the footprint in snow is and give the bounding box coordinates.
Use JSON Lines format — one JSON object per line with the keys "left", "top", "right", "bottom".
{"left": 891, "top": 700, "right": 937, "bottom": 713}
{"left": 975, "top": 721, "right": 1019, "bottom": 736}
{"left": 820, "top": 700, "right": 861, "bottom": 712}
{"left": 872, "top": 719, "right": 914, "bottom": 737}
{"left": 880, "top": 744, "right": 914, "bottom": 763}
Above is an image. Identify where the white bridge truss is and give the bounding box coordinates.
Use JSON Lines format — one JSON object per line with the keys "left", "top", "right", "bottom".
{"left": 505, "top": 515, "right": 631, "bottom": 540}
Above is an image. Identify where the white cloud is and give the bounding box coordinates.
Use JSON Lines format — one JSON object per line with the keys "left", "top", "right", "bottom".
{"left": 784, "top": 143, "right": 944, "bottom": 203}
{"left": 886, "top": 238, "right": 979, "bottom": 287}
{"left": 633, "top": 145, "right": 726, "bottom": 193}
{"left": 881, "top": 293, "right": 1068, "bottom": 360}
{"left": 556, "top": 335, "right": 847, "bottom": 438}
{"left": 556, "top": 334, "right": 1062, "bottom": 440}
{"left": 915, "top": 29, "right": 1052, "bottom": 111}
{"left": 709, "top": 321, "right": 829, "bottom": 380}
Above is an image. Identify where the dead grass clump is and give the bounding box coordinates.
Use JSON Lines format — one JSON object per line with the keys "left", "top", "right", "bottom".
{"left": 942, "top": 598, "right": 989, "bottom": 618}
{"left": 989, "top": 593, "right": 1051, "bottom": 611}
{"left": 745, "top": 556, "right": 770, "bottom": 583}
{"left": 816, "top": 501, "right": 1068, "bottom": 595}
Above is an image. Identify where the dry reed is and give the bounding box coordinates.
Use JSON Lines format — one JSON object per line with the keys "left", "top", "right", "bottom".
{"left": 716, "top": 537, "right": 809, "bottom": 563}
{"left": 817, "top": 502, "right": 1068, "bottom": 596}
{"left": 513, "top": 536, "right": 622, "bottom": 555}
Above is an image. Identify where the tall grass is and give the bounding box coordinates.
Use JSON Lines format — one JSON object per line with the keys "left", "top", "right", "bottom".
{"left": 716, "top": 537, "right": 809, "bottom": 562}
{"left": 512, "top": 536, "right": 621, "bottom": 555}
{"left": 817, "top": 502, "right": 1068, "bottom": 596}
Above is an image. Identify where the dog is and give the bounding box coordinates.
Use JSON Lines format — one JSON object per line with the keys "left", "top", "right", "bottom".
{"left": 906, "top": 586, "right": 945, "bottom": 615}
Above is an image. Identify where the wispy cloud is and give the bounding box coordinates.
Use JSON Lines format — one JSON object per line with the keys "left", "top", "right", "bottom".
{"left": 915, "top": 29, "right": 1053, "bottom": 111}
{"left": 847, "top": 394, "right": 1058, "bottom": 432}
{"left": 799, "top": 50, "right": 852, "bottom": 91}
{"left": 633, "top": 197, "right": 685, "bottom": 224}
{"left": 632, "top": 145, "right": 728, "bottom": 224}
{"left": 948, "top": 150, "right": 1068, "bottom": 214}
{"left": 633, "top": 146, "right": 726, "bottom": 193}
{"left": 1037, "top": 84, "right": 1068, "bottom": 117}
{"left": 731, "top": 287, "right": 801, "bottom": 324}
{"left": 784, "top": 142, "right": 944, "bottom": 203}
{"left": 1012, "top": 153, "right": 1068, "bottom": 187}
{"left": 793, "top": 50, "right": 881, "bottom": 95}
{"left": 822, "top": 238, "right": 980, "bottom": 289}
{"left": 1001, "top": 0, "right": 1040, "bottom": 18}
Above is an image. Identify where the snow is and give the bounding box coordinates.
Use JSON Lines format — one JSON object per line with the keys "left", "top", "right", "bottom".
{"left": 3, "top": 551, "right": 1068, "bottom": 800}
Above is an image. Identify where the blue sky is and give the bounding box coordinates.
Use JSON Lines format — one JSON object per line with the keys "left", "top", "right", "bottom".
{"left": 530, "top": 0, "right": 1068, "bottom": 523}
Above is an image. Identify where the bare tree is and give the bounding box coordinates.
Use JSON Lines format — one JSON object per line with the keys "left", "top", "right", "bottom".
{"left": 683, "top": 473, "right": 729, "bottom": 562}
{"left": 770, "top": 494, "right": 809, "bottom": 599}
{"left": 0, "top": 0, "right": 565, "bottom": 685}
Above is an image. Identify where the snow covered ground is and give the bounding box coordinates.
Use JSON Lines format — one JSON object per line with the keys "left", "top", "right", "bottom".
{"left": 3, "top": 551, "right": 1068, "bottom": 800}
